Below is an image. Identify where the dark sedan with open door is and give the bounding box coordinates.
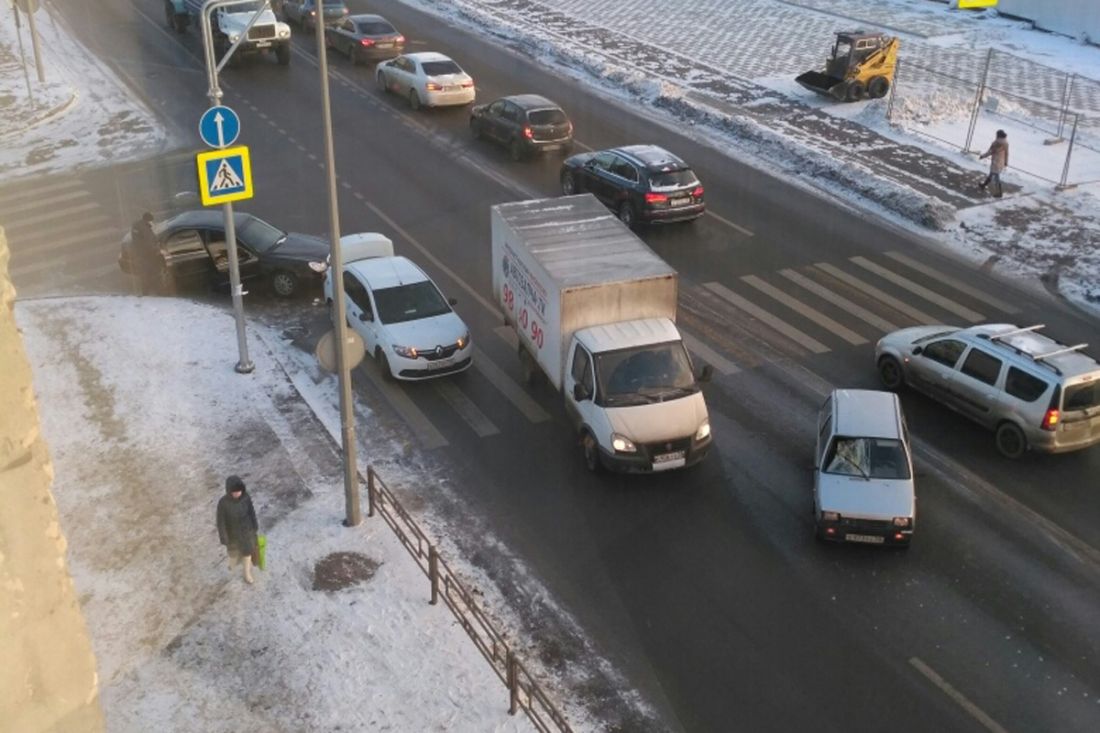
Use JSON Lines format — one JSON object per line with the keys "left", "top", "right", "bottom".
{"left": 118, "top": 211, "right": 329, "bottom": 298}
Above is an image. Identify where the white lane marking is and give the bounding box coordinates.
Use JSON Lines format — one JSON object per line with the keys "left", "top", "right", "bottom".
{"left": 742, "top": 274, "right": 866, "bottom": 345}
{"left": 358, "top": 198, "right": 499, "bottom": 317}
{"left": 884, "top": 251, "right": 1021, "bottom": 314}
{"left": 471, "top": 346, "right": 550, "bottom": 424}
{"left": 704, "top": 281, "right": 829, "bottom": 354}
{"left": 358, "top": 360, "right": 449, "bottom": 450}
{"left": 680, "top": 329, "right": 741, "bottom": 375}
{"left": 494, "top": 325, "right": 519, "bottom": 349}
{"left": 0, "top": 178, "right": 82, "bottom": 205}
{"left": 780, "top": 268, "right": 898, "bottom": 333}
{"left": 909, "top": 658, "right": 1011, "bottom": 733}
{"left": 5, "top": 213, "right": 112, "bottom": 248}
{"left": 815, "top": 262, "right": 939, "bottom": 325}
{"left": 3, "top": 202, "right": 101, "bottom": 232}
{"left": 707, "top": 210, "right": 753, "bottom": 237}
{"left": 433, "top": 380, "right": 500, "bottom": 437}
{"left": 851, "top": 256, "right": 984, "bottom": 323}
{"left": 10, "top": 236, "right": 120, "bottom": 277}
{"left": 572, "top": 139, "right": 593, "bottom": 152}
{"left": 0, "top": 189, "right": 90, "bottom": 217}
{"left": 10, "top": 225, "right": 117, "bottom": 261}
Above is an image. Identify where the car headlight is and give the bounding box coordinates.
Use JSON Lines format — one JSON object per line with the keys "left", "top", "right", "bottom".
{"left": 308, "top": 260, "right": 328, "bottom": 273}
{"left": 694, "top": 419, "right": 711, "bottom": 442}
{"left": 611, "top": 433, "right": 636, "bottom": 454}
{"left": 278, "top": 27, "right": 290, "bottom": 38}
{"left": 392, "top": 345, "right": 418, "bottom": 359}
{"left": 821, "top": 511, "right": 840, "bottom": 522}
{"left": 456, "top": 331, "right": 470, "bottom": 349}
{"left": 892, "top": 517, "right": 912, "bottom": 528}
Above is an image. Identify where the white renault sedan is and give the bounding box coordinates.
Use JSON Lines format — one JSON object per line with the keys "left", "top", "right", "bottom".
{"left": 323, "top": 239, "right": 472, "bottom": 380}
{"left": 375, "top": 51, "right": 475, "bottom": 110}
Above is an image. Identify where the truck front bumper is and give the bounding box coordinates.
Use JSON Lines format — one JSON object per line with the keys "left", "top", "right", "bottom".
{"left": 599, "top": 435, "right": 711, "bottom": 473}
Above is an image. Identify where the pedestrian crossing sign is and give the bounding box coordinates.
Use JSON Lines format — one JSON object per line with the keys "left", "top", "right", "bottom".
{"left": 196, "top": 145, "right": 254, "bottom": 206}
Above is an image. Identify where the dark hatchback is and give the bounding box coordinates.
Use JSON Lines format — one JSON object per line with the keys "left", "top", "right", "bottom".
{"left": 470, "top": 94, "right": 573, "bottom": 161}
{"left": 325, "top": 14, "right": 405, "bottom": 64}
{"left": 559, "top": 145, "right": 705, "bottom": 227}
{"left": 118, "top": 211, "right": 329, "bottom": 298}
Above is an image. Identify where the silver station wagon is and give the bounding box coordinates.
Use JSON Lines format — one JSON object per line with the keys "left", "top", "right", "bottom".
{"left": 875, "top": 324, "right": 1100, "bottom": 459}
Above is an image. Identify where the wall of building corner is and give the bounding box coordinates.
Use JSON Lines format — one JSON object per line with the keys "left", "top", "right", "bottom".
{"left": 0, "top": 227, "right": 105, "bottom": 732}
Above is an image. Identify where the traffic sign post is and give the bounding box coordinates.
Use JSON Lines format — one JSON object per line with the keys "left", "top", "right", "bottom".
{"left": 199, "top": 105, "right": 241, "bottom": 148}
{"left": 15, "top": 0, "right": 45, "bottom": 83}
{"left": 196, "top": 145, "right": 253, "bottom": 206}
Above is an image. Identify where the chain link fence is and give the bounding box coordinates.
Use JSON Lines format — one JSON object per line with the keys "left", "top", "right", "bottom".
{"left": 886, "top": 48, "right": 1100, "bottom": 189}
{"left": 366, "top": 466, "right": 574, "bottom": 733}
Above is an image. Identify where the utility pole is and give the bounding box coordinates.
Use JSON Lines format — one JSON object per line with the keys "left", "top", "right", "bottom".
{"left": 314, "top": 1, "right": 361, "bottom": 527}
{"left": 199, "top": 0, "right": 256, "bottom": 374}
{"left": 14, "top": 0, "right": 44, "bottom": 82}
{"left": 11, "top": 2, "right": 34, "bottom": 106}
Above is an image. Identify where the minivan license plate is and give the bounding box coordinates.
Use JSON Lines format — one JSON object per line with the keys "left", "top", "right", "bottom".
{"left": 846, "top": 534, "right": 884, "bottom": 544}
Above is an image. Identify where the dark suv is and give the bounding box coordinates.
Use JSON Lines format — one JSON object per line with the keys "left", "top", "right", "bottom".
{"left": 559, "top": 145, "right": 705, "bottom": 227}
{"left": 470, "top": 94, "right": 573, "bottom": 161}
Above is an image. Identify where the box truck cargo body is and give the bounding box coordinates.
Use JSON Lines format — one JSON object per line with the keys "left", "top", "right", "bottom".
{"left": 491, "top": 194, "right": 712, "bottom": 473}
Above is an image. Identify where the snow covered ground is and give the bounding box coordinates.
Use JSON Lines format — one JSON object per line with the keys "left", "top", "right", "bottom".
{"left": 397, "top": 0, "right": 1100, "bottom": 311}
{"left": 16, "top": 296, "right": 632, "bottom": 732}
{"left": 0, "top": 3, "right": 165, "bottom": 180}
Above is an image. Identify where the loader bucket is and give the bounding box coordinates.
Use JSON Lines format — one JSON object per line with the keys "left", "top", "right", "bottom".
{"left": 795, "top": 71, "right": 846, "bottom": 100}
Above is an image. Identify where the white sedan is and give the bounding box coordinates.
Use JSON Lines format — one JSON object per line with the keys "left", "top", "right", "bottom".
{"left": 323, "top": 236, "right": 472, "bottom": 380}
{"left": 375, "top": 51, "right": 475, "bottom": 110}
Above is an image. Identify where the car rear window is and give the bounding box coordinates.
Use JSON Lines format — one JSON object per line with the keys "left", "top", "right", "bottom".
{"left": 358, "top": 22, "right": 394, "bottom": 35}
{"left": 1063, "top": 380, "right": 1100, "bottom": 411}
{"left": 421, "top": 61, "right": 462, "bottom": 76}
{"left": 527, "top": 108, "right": 567, "bottom": 125}
{"left": 649, "top": 169, "right": 697, "bottom": 187}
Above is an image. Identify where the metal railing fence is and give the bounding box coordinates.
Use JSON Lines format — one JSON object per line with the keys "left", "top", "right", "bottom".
{"left": 366, "top": 466, "right": 574, "bottom": 733}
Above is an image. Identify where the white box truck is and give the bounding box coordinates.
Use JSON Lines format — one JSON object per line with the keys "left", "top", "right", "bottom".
{"left": 491, "top": 194, "right": 713, "bottom": 473}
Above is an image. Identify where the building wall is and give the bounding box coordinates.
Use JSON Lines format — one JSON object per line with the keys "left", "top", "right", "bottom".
{"left": 979, "top": 0, "right": 1100, "bottom": 44}
{"left": 0, "top": 228, "right": 104, "bottom": 732}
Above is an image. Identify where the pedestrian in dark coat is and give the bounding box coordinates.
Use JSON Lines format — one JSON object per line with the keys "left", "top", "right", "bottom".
{"left": 130, "top": 212, "right": 164, "bottom": 295}
{"left": 216, "top": 475, "right": 259, "bottom": 584}
{"left": 979, "top": 129, "right": 1009, "bottom": 198}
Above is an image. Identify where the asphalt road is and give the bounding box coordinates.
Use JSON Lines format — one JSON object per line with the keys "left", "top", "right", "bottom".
{"left": 7, "top": 1, "right": 1100, "bottom": 731}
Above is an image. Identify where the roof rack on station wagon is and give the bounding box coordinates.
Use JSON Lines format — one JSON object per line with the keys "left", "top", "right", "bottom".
{"left": 1034, "top": 344, "right": 1089, "bottom": 363}
{"left": 987, "top": 324, "right": 1045, "bottom": 341}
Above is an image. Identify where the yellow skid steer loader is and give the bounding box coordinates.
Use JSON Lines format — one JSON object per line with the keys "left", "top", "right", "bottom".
{"left": 796, "top": 31, "right": 899, "bottom": 102}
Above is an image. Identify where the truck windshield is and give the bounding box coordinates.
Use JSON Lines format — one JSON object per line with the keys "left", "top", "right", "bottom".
{"left": 824, "top": 437, "right": 910, "bottom": 480}
{"left": 594, "top": 341, "right": 696, "bottom": 406}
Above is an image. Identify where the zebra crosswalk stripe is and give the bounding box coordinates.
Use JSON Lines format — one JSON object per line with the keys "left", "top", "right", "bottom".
{"left": 779, "top": 268, "right": 898, "bottom": 332}
{"left": 704, "top": 281, "right": 829, "bottom": 354}
{"left": 850, "top": 256, "right": 984, "bottom": 323}
{"left": 741, "top": 274, "right": 867, "bottom": 345}
{"left": 814, "top": 263, "right": 939, "bottom": 325}
{"left": 883, "top": 251, "right": 1020, "bottom": 314}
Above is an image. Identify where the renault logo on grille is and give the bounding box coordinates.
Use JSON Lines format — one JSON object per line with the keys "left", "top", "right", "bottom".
{"left": 435, "top": 346, "right": 443, "bottom": 356}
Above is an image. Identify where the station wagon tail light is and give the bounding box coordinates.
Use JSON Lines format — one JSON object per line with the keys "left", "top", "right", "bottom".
{"left": 692, "top": 185, "right": 704, "bottom": 197}
{"left": 461, "top": 80, "right": 474, "bottom": 88}
{"left": 360, "top": 38, "right": 375, "bottom": 46}
{"left": 523, "top": 126, "right": 533, "bottom": 139}
{"left": 645, "top": 192, "right": 668, "bottom": 204}
{"left": 1041, "top": 408, "right": 1060, "bottom": 430}
{"left": 425, "top": 82, "right": 442, "bottom": 91}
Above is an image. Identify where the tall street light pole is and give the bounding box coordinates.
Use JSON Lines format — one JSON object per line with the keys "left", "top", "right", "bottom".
{"left": 314, "top": 5, "right": 361, "bottom": 527}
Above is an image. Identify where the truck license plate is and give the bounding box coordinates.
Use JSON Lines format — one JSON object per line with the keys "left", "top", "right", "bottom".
{"left": 256, "top": 41, "right": 272, "bottom": 47}
{"left": 652, "top": 451, "right": 685, "bottom": 470}
{"left": 846, "top": 534, "right": 884, "bottom": 544}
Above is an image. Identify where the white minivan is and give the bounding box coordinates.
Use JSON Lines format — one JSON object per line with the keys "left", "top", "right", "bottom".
{"left": 813, "top": 389, "right": 916, "bottom": 548}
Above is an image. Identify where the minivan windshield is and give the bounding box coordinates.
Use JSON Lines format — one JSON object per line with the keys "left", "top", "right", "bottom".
{"left": 594, "top": 341, "right": 696, "bottom": 407}
{"left": 1064, "top": 380, "right": 1100, "bottom": 411}
{"left": 373, "top": 281, "right": 451, "bottom": 324}
{"left": 824, "top": 437, "right": 910, "bottom": 480}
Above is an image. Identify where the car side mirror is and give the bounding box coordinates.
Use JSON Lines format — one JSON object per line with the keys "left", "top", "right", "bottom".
{"left": 912, "top": 346, "right": 923, "bottom": 356}
{"left": 572, "top": 383, "right": 590, "bottom": 402}
{"left": 698, "top": 364, "right": 714, "bottom": 383}
{"left": 359, "top": 312, "right": 373, "bottom": 322}
{"left": 448, "top": 297, "right": 458, "bottom": 306}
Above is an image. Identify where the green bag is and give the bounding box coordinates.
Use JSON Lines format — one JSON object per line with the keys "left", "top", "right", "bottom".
{"left": 251, "top": 534, "right": 267, "bottom": 571}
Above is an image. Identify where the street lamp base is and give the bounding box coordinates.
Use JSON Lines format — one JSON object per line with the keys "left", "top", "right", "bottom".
{"left": 235, "top": 361, "right": 255, "bottom": 374}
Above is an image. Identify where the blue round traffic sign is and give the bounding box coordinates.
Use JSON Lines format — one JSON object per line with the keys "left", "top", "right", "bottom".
{"left": 198, "top": 106, "right": 241, "bottom": 148}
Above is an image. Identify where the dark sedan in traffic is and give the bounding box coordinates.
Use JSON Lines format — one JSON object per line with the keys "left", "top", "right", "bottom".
{"left": 118, "top": 211, "right": 329, "bottom": 297}
{"left": 325, "top": 14, "right": 405, "bottom": 64}
{"left": 470, "top": 94, "right": 573, "bottom": 160}
{"left": 559, "top": 144, "right": 705, "bottom": 227}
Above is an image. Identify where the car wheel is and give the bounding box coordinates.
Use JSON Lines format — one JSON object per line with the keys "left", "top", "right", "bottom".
{"left": 995, "top": 422, "right": 1027, "bottom": 460}
{"left": 509, "top": 138, "right": 524, "bottom": 162}
{"left": 618, "top": 201, "right": 636, "bottom": 228}
{"left": 409, "top": 89, "right": 421, "bottom": 111}
{"left": 270, "top": 269, "right": 298, "bottom": 298}
{"left": 376, "top": 71, "right": 388, "bottom": 93}
{"left": 561, "top": 171, "right": 576, "bottom": 196}
{"left": 377, "top": 348, "right": 395, "bottom": 381}
{"left": 581, "top": 431, "right": 602, "bottom": 473}
{"left": 877, "top": 355, "right": 904, "bottom": 391}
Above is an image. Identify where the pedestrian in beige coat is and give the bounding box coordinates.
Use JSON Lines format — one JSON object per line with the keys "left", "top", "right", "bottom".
{"left": 979, "top": 129, "right": 1008, "bottom": 198}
